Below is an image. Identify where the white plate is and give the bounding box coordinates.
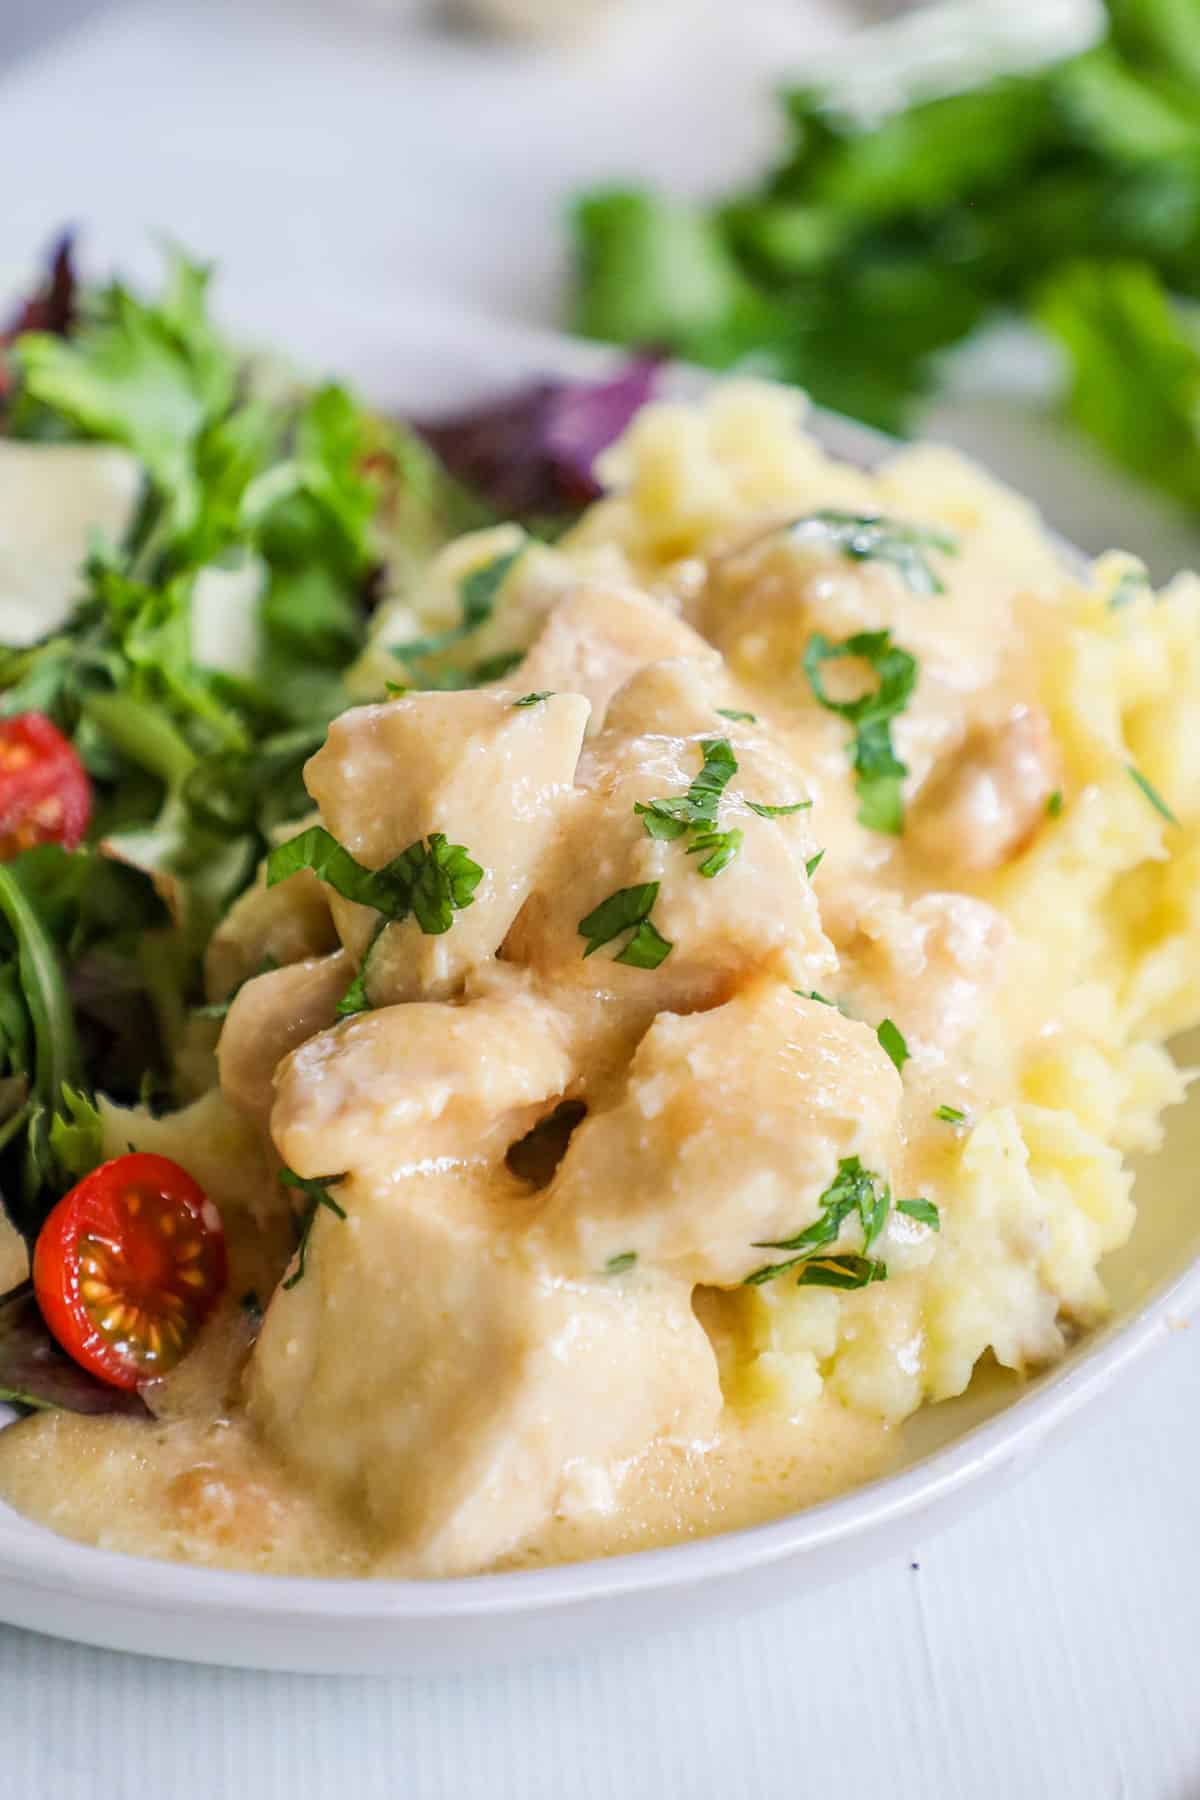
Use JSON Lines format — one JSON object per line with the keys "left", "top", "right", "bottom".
{"left": 1, "top": 296, "right": 1197, "bottom": 1675}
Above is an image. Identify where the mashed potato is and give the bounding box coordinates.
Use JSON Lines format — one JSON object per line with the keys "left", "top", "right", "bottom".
{"left": 3, "top": 380, "right": 1196, "bottom": 1577}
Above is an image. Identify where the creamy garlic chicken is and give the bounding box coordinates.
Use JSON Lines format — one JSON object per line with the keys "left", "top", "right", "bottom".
{"left": 2, "top": 381, "right": 1198, "bottom": 1578}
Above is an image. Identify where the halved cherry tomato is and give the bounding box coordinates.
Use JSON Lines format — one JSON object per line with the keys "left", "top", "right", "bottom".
{"left": 0, "top": 711, "right": 91, "bottom": 858}
{"left": 33, "top": 1153, "right": 227, "bottom": 1390}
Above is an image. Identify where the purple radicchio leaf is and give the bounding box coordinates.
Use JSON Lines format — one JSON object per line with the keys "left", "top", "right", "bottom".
{"left": 0, "top": 1281, "right": 149, "bottom": 1417}
{"left": 0, "top": 230, "right": 78, "bottom": 407}
{"left": 416, "top": 355, "right": 659, "bottom": 519}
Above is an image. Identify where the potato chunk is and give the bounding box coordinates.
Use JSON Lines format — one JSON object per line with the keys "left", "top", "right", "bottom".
{"left": 303, "top": 689, "right": 589, "bottom": 1002}
{"left": 540, "top": 979, "right": 902, "bottom": 1287}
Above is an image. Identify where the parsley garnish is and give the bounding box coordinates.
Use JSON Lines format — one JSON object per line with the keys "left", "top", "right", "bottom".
{"left": 336, "top": 918, "right": 385, "bottom": 1018}
{"left": 1046, "top": 789, "right": 1063, "bottom": 818}
{"left": 1127, "top": 764, "right": 1178, "bottom": 826}
{"left": 635, "top": 736, "right": 746, "bottom": 881}
{"left": 794, "top": 1255, "right": 888, "bottom": 1290}
{"left": 1108, "top": 563, "right": 1151, "bottom": 610}
{"left": 897, "top": 1198, "right": 941, "bottom": 1231}
{"left": 805, "top": 849, "right": 825, "bottom": 879}
{"left": 268, "top": 824, "right": 483, "bottom": 935}
{"left": 514, "top": 691, "right": 553, "bottom": 707}
{"left": 745, "top": 1155, "right": 894, "bottom": 1286}
{"left": 716, "top": 708, "right": 757, "bottom": 723}
{"left": 934, "top": 1104, "right": 967, "bottom": 1125}
{"left": 745, "top": 798, "right": 810, "bottom": 818}
{"left": 789, "top": 511, "right": 959, "bottom": 597}
{"left": 876, "top": 1018, "right": 909, "bottom": 1073}
{"left": 798, "top": 989, "right": 835, "bottom": 1006}
{"left": 604, "top": 1250, "right": 637, "bottom": 1274}
{"left": 578, "top": 882, "right": 672, "bottom": 967}
{"left": 803, "top": 629, "right": 918, "bottom": 835}
{"left": 393, "top": 544, "right": 524, "bottom": 671}
{"left": 280, "top": 1168, "right": 348, "bottom": 1290}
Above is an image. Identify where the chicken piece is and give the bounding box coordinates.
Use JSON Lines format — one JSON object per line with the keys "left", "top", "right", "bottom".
{"left": 503, "top": 660, "right": 837, "bottom": 1073}
{"left": 301, "top": 689, "right": 590, "bottom": 1003}
{"left": 538, "top": 979, "right": 902, "bottom": 1288}
{"left": 512, "top": 580, "right": 718, "bottom": 734}
{"left": 205, "top": 864, "right": 338, "bottom": 1002}
{"left": 218, "top": 952, "right": 351, "bottom": 1127}
{"left": 270, "top": 988, "right": 574, "bottom": 1181}
{"left": 909, "top": 706, "right": 1058, "bottom": 876}
{"left": 838, "top": 890, "right": 1012, "bottom": 1056}
{"left": 246, "top": 1169, "right": 720, "bottom": 1574}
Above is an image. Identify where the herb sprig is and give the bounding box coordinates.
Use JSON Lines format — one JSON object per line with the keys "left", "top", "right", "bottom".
{"left": 267, "top": 824, "right": 483, "bottom": 936}
{"left": 803, "top": 629, "right": 917, "bottom": 835}
{"left": 280, "top": 1168, "right": 348, "bottom": 1290}
{"left": 789, "top": 511, "right": 958, "bottom": 596}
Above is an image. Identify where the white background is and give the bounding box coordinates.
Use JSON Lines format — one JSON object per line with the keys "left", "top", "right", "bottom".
{"left": 1, "top": 3, "right": 1199, "bottom": 1794}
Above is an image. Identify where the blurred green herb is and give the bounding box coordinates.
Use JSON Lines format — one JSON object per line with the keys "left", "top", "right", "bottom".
{"left": 570, "top": 2, "right": 1200, "bottom": 510}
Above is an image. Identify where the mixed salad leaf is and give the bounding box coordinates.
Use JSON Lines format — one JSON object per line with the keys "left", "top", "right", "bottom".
{"left": 570, "top": 0, "right": 1200, "bottom": 511}
{"left": 0, "top": 240, "right": 655, "bottom": 1411}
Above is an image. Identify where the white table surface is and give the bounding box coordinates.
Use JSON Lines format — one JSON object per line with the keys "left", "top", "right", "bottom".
{"left": 2, "top": 4, "right": 1200, "bottom": 1795}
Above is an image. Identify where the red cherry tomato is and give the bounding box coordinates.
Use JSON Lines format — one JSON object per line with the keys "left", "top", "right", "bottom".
{"left": 33, "top": 1153, "right": 227, "bottom": 1390}
{"left": 0, "top": 711, "right": 91, "bottom": 858}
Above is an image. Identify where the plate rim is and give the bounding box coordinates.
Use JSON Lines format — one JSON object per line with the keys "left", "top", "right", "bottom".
{"left": 0, "top": 302, "right": 1195, "bottom": 1649}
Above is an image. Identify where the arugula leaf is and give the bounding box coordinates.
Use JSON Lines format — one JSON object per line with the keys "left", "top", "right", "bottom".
{"left": 789, "top": 510, "right": 958, "bottom": 596}
{"left": 803, "top": 630, "right": 918, "bottom": 835}
{"left": 279, "top": 1169, "right": 348, "bottom": 1291}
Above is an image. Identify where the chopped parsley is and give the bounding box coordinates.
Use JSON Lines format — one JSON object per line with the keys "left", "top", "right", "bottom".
{"left": 897, "top": 1198, "right": 941, "bottom": 1231}
{"left": 604, "top": 1250, "right": 637, "bottom": 1274}
{"left": 635, "top": 737, "right": 806, "bottom": 884}
{"left": 876, "top": 1018, "right": 909, "bottom": 1074}
{"left": 393, "top": 543, "right": 525, "bottom": 672}
{"left": 794, "top": 1255, "right": 888, "bottom": 1290}
{"left": 716, "top": 708, "right": 757, "bottom": 723}
{"left": 267, "top": 824, "right": 483, "bottom": 935}
{"left": 336, "top": 918, "right": 386, "bottom": 1019}
{"left": 578, "top": 881, "right": 672, "bottom": 967}
{"left": 1127, "top": 763, "right": 1178, "bottom": 826}
{"left": 1108, "top": 563, "right": 1151, "bottom": 610}
{"left": 1046, "top": 789, "right": 1063, "bottom": 818}
{"left": 745, "top": 1155, "right": 894, "bottom": 1286}
{"left": 280, "top": 1168, "right": 348, "bottom": 1290}
{"left": 513, "top": 691, "right": 553, "bottom": 707}
{"left": 803, "top": 629, "right": 918, "bottom": 835}
{"left": 934, "top": 1104, "right": 967, "bottom": 1125}
{"left": 805, "top": 849, "right": 825, "bottom": 879}
{"left": 745, "top": 798, "right": 811, "bottom": 819}
{"left": 636, "top": 737, "right": 738, "bottom": 840}
{"left": 789, "top": 510, "right": 959, "bottom": 597}
{"left": 798, "top": 989, "right": 835, "bottom": 1006}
